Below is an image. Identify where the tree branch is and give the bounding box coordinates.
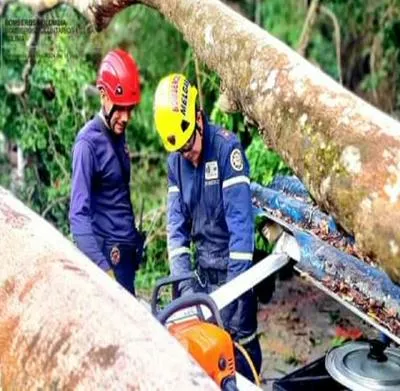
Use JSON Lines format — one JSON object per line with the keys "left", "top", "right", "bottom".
{"left": 142, "top": 204, "right": 166, "bottom": 246}
{"left": 5, "top": 12, "right": 44, "bottom": 96}
{"left": 47, "top": 122, "right": 70, "bottom": 179}
{"left": 0, "top": 0, "right": 15, "bottom": 16}
{"left": 41, "top": 195, "right": 69, "bottom": 218}
{"left": 320, "top": 5, "right": 342, "bottom": 84}
{"left": 254, "top": 0, "right": 261, "bottom": 26}
{"left": 194, "top": 55, "right": 204, "bottom": 110}
{"left": 129, "top": 151, "right": 165, "bottom": 161}
{"left": 297, "top": 0, "right": 320, "bottom": 57}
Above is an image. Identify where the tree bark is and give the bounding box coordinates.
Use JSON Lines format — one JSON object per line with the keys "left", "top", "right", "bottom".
{"left": 15, "top": 0, "right": 400, "bottom": 283}
{"left": 0, "top": 187, "right": 217, "bottom": 390}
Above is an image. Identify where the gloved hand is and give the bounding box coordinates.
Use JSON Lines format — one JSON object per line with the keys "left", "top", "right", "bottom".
{"left": 178, "top": 280, "right": 195, "bottom": 297}
{"left": 106, "top": 269, "right": 115, "bottom": 279}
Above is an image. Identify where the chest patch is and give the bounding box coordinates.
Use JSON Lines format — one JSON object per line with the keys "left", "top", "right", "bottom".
{"left": 205, "top": 161, "right": 219, "bottom": 180}
{"left": 230, "top": 148, "right": 244, "bottom": 171}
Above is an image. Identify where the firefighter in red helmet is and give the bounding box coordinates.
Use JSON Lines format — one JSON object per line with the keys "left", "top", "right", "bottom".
{"left": 96, "top": 49, "right": 141, "bottom": 129}
{"left": 69, "top": 49, "right": 144, "bottom": 295}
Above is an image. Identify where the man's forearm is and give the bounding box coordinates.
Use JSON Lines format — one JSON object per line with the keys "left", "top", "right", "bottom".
{"left": 73, "top": 234, "right": 109, "bottom": 271}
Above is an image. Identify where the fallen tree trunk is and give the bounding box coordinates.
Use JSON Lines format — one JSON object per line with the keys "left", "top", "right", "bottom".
{"left": 14, "top": 0, "right": 400, "bottom": 283}
{"left": 0, "top": 187, "right": 217, "bottom": 390}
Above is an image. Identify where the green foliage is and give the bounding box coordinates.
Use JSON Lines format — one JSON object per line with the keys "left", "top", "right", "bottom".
{"left": 131, "top": 161, "right": 169, "bottom": 291}
{"left": 0, "top": 157, "right": 12, "bottom": 189}
{"left": 247, "top": 134, "right": 291, "bottom": 186}
{"left": 136, "top": 224, "right": 169, "bottom": 291}
{"left": 210, "top": 107, "right": 245, "bottom": 134}
{"left": 261, "top": 0, "right": 305, "bottom": 47}
{"left": 0, "top": 4, "right": 99, "bottom": 233}
{"left": 331, "top": 336, "right": 347, "bottom": 348}
{"left": 246, "top": 134, "right": 292, "bottom": 255}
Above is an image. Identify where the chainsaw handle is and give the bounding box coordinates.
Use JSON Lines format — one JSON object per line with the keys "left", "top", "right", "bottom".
{"left": 157, "top": 292, "right": 224, "bottom": 328}
{"left": 151, "top": 272, "right": 196, "bottom": 316}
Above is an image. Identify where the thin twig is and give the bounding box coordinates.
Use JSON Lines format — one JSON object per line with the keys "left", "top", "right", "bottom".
{"left": 41, "top": 195, "right": 69, "bottom": 218}
{"left": 146, "top": 231, "right": 167, "bottom": 245}
{"left": 143, "top": 204, "right": 167, "bottom": 246}
{"left": 254, "top": 0, "right": 262, "bottom": 26}
{"left": 321, "top": 5, "right": 342, "bottom": 85}
{"left": 194, "top": 55, "right": 204, "bottom": 110}
{"left": 47, "top": 121, "right": 70, "bottom": 179}
{"left": 297, "top": 0, "right": 320, "bottom": 57}
{"left": 27, "top": 185, "right": 35, "bottom": 204}
{"left": 142, "top": 204, "right": 165, "bottom": 222}
{"left": 180, "top": 50, "right": 192, "bottom": 74}
{"left": 0, "top": 0, "right": 15, "bottom": 17}
{"left": 129, "top": 151, "right": 165, "bottom": 161}
{"left": 145, "top": 210, "right": 167, "bottom": 238}
{"left": 5, "top": 12, "right": 45, "bottom": 96}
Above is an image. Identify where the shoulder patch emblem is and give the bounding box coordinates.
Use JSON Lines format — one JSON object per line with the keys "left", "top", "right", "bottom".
{"left": 205, "top": 161, "right": 219, "bottom": 180}
{"left": 220, "top": 129, "right": 232, "bottom": 139}
{"left": 230, "top": 148, "right": 244, "bottom": 171}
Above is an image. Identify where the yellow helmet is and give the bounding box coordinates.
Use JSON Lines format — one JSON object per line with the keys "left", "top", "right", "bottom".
{"left": 154, "top": 74, "right": 198, "bottom": 152}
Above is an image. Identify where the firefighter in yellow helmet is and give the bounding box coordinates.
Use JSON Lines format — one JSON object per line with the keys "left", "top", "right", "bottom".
{"left": 154, "top": 74, "right": 262, "bottom": 383}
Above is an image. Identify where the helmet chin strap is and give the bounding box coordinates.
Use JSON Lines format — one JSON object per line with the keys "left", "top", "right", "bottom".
{"left": 102, "top": 105, "right": 117, "bottom": 130}
{"left": 197, "top": 109, "right": 204, "bottom": 137}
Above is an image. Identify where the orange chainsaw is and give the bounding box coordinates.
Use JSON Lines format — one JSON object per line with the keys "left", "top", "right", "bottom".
{"left": 152, "top": 274, "right": 239, "bottom": 391}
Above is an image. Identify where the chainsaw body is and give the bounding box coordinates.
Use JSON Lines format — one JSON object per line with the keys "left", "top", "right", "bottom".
{"left": 170, "top": 318, "right": 236, "bottom": 387}
{"left": 152, "top": 275, "right": 238, "bottom": 390}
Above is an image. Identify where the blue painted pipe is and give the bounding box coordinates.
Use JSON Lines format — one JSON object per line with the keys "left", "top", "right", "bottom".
{"left": 293, "top": 230, "right": 400, "bottom": 313}
{"left": 268, "top": 175, "right": 311, "bottom": 201}
{"left": 252, "top": 179, "right": 400, "bottom": 317}
{"left": 251, "top": 182, "right": 339, "bottom": 235}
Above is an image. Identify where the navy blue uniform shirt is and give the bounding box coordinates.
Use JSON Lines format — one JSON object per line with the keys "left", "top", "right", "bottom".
{"left": 167, "top": 118, "right": 254, "bottom": 281}
{"left": 69, "top": 114, "right": 139, "bottom": 270}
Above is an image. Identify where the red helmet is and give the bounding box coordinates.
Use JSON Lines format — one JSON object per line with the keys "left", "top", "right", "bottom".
{"left": 96, "top": 49, "right": 141, "bottom": 106}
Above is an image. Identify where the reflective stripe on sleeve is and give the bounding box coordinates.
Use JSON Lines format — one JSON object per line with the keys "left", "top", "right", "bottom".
{"left": 222, "top": 175, "right": 250, "bottom": 189}
{"left": 230, "top": 251, "right": 253, "bottom": 261}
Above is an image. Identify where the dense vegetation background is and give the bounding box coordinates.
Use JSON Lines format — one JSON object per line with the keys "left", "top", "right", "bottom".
{"left": 1, "top": 0, "right": 399, "bottom": 290}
